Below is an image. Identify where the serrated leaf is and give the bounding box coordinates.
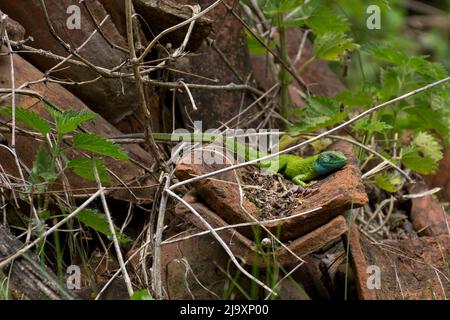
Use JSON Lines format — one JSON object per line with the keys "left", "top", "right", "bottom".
{"left": 362, "top": 43, "right": 408, "bottom": 65}
{"left": 290, "top": 96, "right": 347, "bottom": 133}
{"left": 130, "top": 290, "right": 153, "bottom": 300}
{"left": 354, "top": 120, "right": 392, "bottom": 133}
{"left": 305, "top": 6, "right": 350, "bottom": 34}
{"left": 46, "top": 105, "right": 98, "bottom": 134}
{"left": 246, "top": 32, "right": 276, "bottom": 56}
{"left": 375, "top": 172, "right": 403, "bottom": 193}
{"left": 336, "top": 88, "right": 375, "bottom": 109}
{"left": 263, "top": 0, "right": 303, "bottom": 16}
{"left": 314, "top": 32, "right": 359, "bottom": 61}
{"left": 401, "top": 147, "right": 438, "bottom": 175}
{"left": 407, "top": 57, "right": 447, "bottom": 79}
{"left": 0, "top": 106, "right": 51, "bottom": 134}
{"left": 72, "top": 133, "right": 128, "bottom": 160}
{"left": 413, "top": 132, "right": 443, "bottom": 162}
{"left": 67, "top": 157, "right": 110, "bottom": 183}
{"left": 77, "top": 208, "right": 131, "bottom": 244}
{"left": 400, "top": 106, "right": 449, "bottom": 138}
{"left": 379, "top": 67, "right": 402, "bottom": 99}
{"left": 30, "top": 146, "right": 57, "bottom": 183}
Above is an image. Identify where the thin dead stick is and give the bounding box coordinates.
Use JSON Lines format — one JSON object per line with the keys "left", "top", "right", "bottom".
{"left": 178, "top": 80, "right": 198, "bottom": 111}
{"left": 402, "top": 187, "right": 441, "bottom": 199}
{"left": 93, "top": 163, "right": 134, "bottom": 297}
{"left": 170, "top": 77, "right": 450, "bottom": 191}
{"left": 151, "top": 174, "right": 170, "bottom": 299}
{"left": 162, "top": 206, "right": 322, "bottom": 245}
{"left": 165, "top": 189, "right": 276, "bottom": 295}
{"left": 125, "top": 0, "right": 166, "bottom": 170}
{"left": 0, "top": 188, "right": 104, "bottom": 270}
{"left": 2, "top": 25, "right": 41, "bottom": 241}
{"left": 138, "top": 0, "right": 223, "bottom": 62}
{"left": 46, "top": 14, "right": 110, "bottom": 76}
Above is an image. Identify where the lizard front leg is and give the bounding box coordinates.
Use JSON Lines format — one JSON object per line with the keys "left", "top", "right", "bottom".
{"left": 291, "top": 173, "right": 317, "bottom": 186}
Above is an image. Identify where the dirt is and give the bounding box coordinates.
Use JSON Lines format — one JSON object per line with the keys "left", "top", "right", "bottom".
{"left": 239, "top": 167, "right": 302, "bottom": 220}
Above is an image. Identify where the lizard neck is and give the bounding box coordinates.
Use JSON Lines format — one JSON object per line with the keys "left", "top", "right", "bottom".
{"left": 313, "top": 158, "right": 332, "bottom": 176}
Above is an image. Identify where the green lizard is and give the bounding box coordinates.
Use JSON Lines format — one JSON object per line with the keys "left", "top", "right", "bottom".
{"left": 151, "top": 132, "right": 347, "bottom": 186}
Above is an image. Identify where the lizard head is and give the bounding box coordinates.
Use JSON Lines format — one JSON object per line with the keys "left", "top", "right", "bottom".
{"left": 314, "top": 151, "right": 347, "bottom": 176}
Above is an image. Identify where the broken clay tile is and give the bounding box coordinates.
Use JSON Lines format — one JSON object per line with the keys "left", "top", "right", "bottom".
{"left": 174, "top": 140, "right": 367, "bottom": 240}
{"left": 133, "top": 0, "right": 212, "bottom": 52}
{"left": 173, "top": 191, "right": 348, "bottom": 268}
{"left": 349, "top": 224, "right": 450, "bottom": 300}
{"left": 0, "top": 0, "right": 144, "bottom": 126}
{"left": 0, "top": 11, "right": 25, "bottom": 41}
{"left": 173, "top": 0, "right": 256, "bottom": 129}
{"left": 424, "top": 147, "right": 450, "bottom": 202}
{"left": 408, "top": 181, "right": 450, "bottom": 236}
{"left": 160, "top": 231, "right": 230, "bottom": 299}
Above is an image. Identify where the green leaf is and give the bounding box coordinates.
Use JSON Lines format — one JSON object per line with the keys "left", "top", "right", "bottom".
{"left": 400, "top": 106, "right": 449, "bottom": 138}
{"left": 375, "top": 172, "right": 403, "bottom": 193}
{"left": 30, "top": 146, "right": 57, "bottom": 183}
{"left": 77, "top": 208, "right": 131, "bottom": 244}
{"left": 407, "top": 56, "right": 447, "bottom": 79}
{"left": 72, "top": 133, "right": 128, "bottom": 160}
{"left": 412, "top": 132, "right": 443, "bottom": 162}
{"left": 0, "top": 106, "right": 51, "bottom": 134}
{"left": 46, "top": 106, "right": 98, "bottom": 134}
{"left": 290, "top": 96, "right": 347, "bottom": 133}
{"left": 362, "top": 43, "right": 409, "bottom": 65}
{"left": 401, "top": 147, "right": 438, "bottom": 175}
{"left": 379, "top": 67, "right": 402, "bottom": 100}
{"left": 38, "top": 210, "right": 52, "bottom": 221}
{"left": 246, "top": 32, "right": 276, "bottom": 56}
{"left": 354, "top": 120, "right": 392, "bottom": 133}
{"left": 263, "top": 0, "right": 303, "bottom": 16}
{"left": 130, "top": 290, "right": 153, "bottom": 300}
{"left": 67, "top": 157, "right": 110, "bottom": 183}
{"left": 336, "top": 87, "right": 375, "bottom": 110}
{"left": 314, "top": 32, "right": 359, "bottom": 61}
{"left": 305, "top": 6, "right": 350, "bottom": 34}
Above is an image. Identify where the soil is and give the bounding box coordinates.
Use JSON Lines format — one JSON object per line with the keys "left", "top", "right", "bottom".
{"left": 239, "top": 166, "right": 303, "bottom": 220}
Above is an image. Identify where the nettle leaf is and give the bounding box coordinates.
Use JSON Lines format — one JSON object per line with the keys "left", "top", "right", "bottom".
{"left": 72, "top": 133, "right": 128, "bottom": 160}
{"left": 246, "top": 32, "right": 276, "bottom": 56}
{"left": 379, "top": 67, "right": 402, "bottom": 100}
{"left": 67, "top": 157, "right": 110, "bottom": 183}
{"left": 314, "top": 32, "right": 359, "bottom": 61}
{"left": 305, "top": 6, "right": 350, "bottom": 34}
{"left": 375, "top": 172, "right": 403, "bottom": 193}
{"left": 290, "top": 96, "right": 347, "bottom": 133}
{"left": 401, "top": 147, "right": 438, "bottom": 175}
{"left": 130, "top": 290, "right": 153, "bottom": 300}
{"left": 413, "top": 132, "right": 443, "bottom": 162}
{"left": 263, "top": 0, "right": 303, "bottom": 16}
{"left": 362, "top": 43, "right": 408, "bottom": 65}
{"left": 336, "top": 88, "right": 374, "bottom": 110}
{"left": 0, "top": 106, "right": 50, "bottom": 134}
{"left": 354, "top": 120, "right": 392, "bottom": 133}
{"left": 407, "top": 56, "right": 447, "bottom": 79}
{"left": 46, "top": 106, "right": 98, "bottom": 134}
{"left": 77, "top": 208, "right": 131, "bottom": 244}
{"left": 400, "top": 106, "right": 449, "bottom": 138}
{"left": 30, "top": 146, "right": 57, "bottom": 183}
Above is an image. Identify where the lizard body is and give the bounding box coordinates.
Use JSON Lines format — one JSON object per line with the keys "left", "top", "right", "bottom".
{"left": 151, "top": 132, "right": 347, "bottom": 186}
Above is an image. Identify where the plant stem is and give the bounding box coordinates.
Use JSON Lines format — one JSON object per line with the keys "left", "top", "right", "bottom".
{"left": 278, "top": 16, "right": 290, "bottom": 116}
